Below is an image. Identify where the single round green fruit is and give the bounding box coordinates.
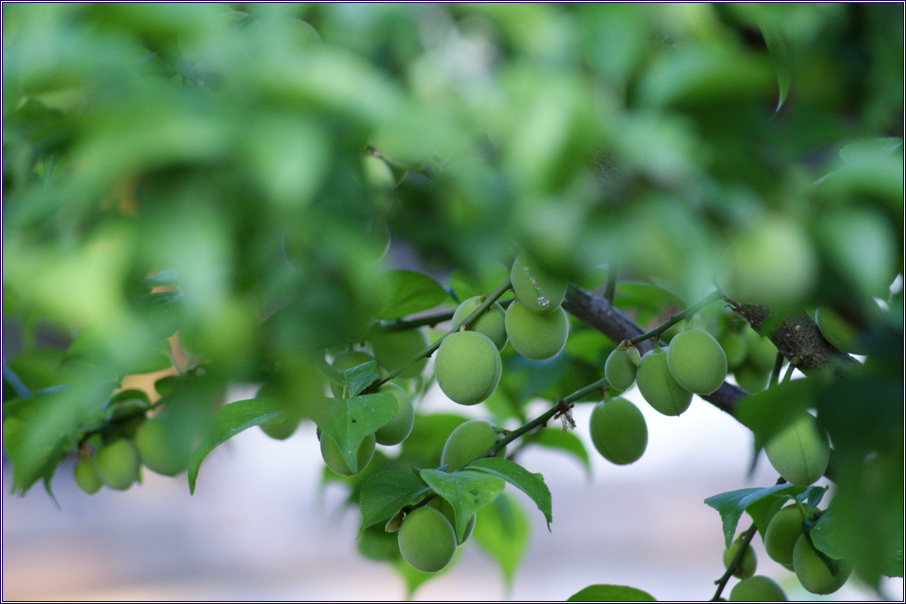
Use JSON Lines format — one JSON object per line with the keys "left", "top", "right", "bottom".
{"left": 793, "top": 534, "right": 852, "bottom": 595}
{"left": 815, "top": 306, "right": 868, "bottom": 355}
{"left": 746, "top": 330, "right": 778, "bottom": 373}
{"left": 440, "top": 419, "right": 504, "bottom": 471}
{"left": 764, "top": 413, "right": 830, "bottom": 486}
{"left": 371, "top": 328, "right": 429, "bottom": 379}
{"left": 134, "top": 415, "right": 192, "bottom": 477}
{"left": 504, "top": 301, "right": 569, "bottom": 361}
{"left": 510, "top": 252, "right": 567, "bottom": 314}
{"left": 434, "top": 331, "right": 502, "bottom": 405}
{"left": 451, "top": 296, "right": 508, "bottom": 351}
{"left": 92, "top": 439, "right": 140, "bottom": 491}
{"left": 764, "top": 504, "right": 807, "bottom": 568}
{"left": 589, "top": 398, "right": 647, "bottom": 465}
{"left": 330, "top": 349, "right": 377, "bottom": 397}
{"left": 723, "top": 535, "right": 757, "bottom": 579}
{"left": 320, "top": 432, "right": 376, "bottom": 476}
{"left": 74, "top": 455, "right": 102, "bottom": 495}
{"left": 718, "top": 216, "right": 817, "bottom": 307}
{"left": 636, "top": 348, "right": 693, "bottom": 416}
{"left": 398, "top": 505, "right": 457, "bottom": 573}
{"left": 667, "top": 329, "right": 728, "bottom": 395}
{"left": 428, "top": 496, "right": 476, "bottom": 545}
{"left": 733, "top": 363, "right": 770, "bottom": 394}
{"left": 375, "top": 382, "right": 415, "bottom": 446}
{"left": 605, "top": 348, "right": 637, "bottom": 391}
{"left": 729, "top": 576, "right": 787, "bottom": 601}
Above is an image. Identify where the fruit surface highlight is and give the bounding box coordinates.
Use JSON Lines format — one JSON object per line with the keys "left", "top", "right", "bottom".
{"left": 504, "top": 301, "right": 569, "bottom": 361}
{"left": 764, "top": 413, "right": 830, "bottom": 486}
{"left": 589, "top": 398, "right": 647, "bottom": 465}
{"left": 434, "top": 331, "right": 502, "bottom": 405}
{"left": 398, "top": 505, "right": 457, "bottom": 573}
{"left": 451, "top": 296, "right": 508, "bottom": 351}
{"left": 440, "top": 419, "right": 503, "bottom": 471}
{"left": 510, "top": 252, "right": 567, "bottom": 314}
{"left": 666, "top": 329, "right": 727, "bottom": 395}
{"left": 636, "top": 348, "right": 693, "bottom": 416}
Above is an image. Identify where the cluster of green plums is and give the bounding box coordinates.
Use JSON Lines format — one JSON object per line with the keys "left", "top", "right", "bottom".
{"left": 435, "top": 252, "right": 569, "bottom": 406}
{"left": 716, "top": 312, "right": 779, "bottom": 394}
{"left": 720, "top": 499, "right": 852, "bottom": 600}
{"left": 73, "top": 397, "right": 193, "bottom": 495}
{"left": 588, "top": 327, "right": 729, "bottom": 466}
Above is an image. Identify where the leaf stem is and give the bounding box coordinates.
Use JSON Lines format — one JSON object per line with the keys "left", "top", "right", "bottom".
{"left": 711, "top": 522, "right": 758, "bottom": 600}
{"left": 627, "top": 289, "right": 723, "bottom": 347}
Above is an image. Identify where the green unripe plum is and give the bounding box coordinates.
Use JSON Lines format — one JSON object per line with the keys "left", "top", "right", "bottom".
{"left": 746, "top": 330, "right": 778, "bottom": 373}
{"left": 720, "top": 333, "right": 749, "bottom": 370}
{"left": 371, "top": 328, "right": 429, "bottom": 379}
{"left": 605, "top": 348, "right": 637, "bottom": 391}
{"left": 434, "top": 331, "right": 502, "bottom": 405}
{"left": 816, "top": 306, "right": 868, "bottom": 355}
{"left": 320, "top": 432, "right": 376, "bottom": 476}
{"left": 74, "top": 455, "right": 102, "bottom": 495}
{"left": 440, "top": 419, "right": 504, "bottom": 471}
{"left": 451, "top": 296, "right": 508, "bottom": 351}
{"left": 107, "top": 398, "right": 147, "bottom": 438}
{"left": 134, "top": 415, "right": 192, "bottom": 476}
{"left": 504, "top": 301, "right": 569, "bottom": 361}
{"left": 667, "top": 329, "right": 728, "bottom": 395}
{"left": 92, "top": 439, "right": 140, "bottom": 491}
{"left": 588, "top": 398, "right": 647, "bottom": 465}
{"left": 429, "top": 496, "right": 476, "bottom": 545}
{"left": 729, "top": 576, "right": 787, "bottom": 601}
{"left": 764, "top": 413, "right": 829, "bottom": 486}
{"left": 723, "top": 535, "right": 757, "bottom": 578}
{"left": 733, "top": 363, "right": 770, "bottom": 394}
{"left": 793, "top": 534, "right": 852, "bottom": 595}
{"left": 764, "top": 504, "right": 807, "bottom": 568}
{"left": 510, "top": 252, "right": 567, "bottom": 314}
{"left": 636, "top": 349, "right": 693, "bottom": 416}
{"left": 398, "top": 505, "right": 457, "bottom": 573}
{"left": 718, "top": 216, "right": 817, "bottom": 307}
{"left": 330, "top": 349, "right": 377, "bottom": 397}
{"left": 375, "top": 382, "right": 415, "bottom": 446}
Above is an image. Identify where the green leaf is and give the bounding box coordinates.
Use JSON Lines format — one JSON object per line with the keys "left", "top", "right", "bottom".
{"left": 420, "top": 468, "right": 505, "bottom": 543}
{"left": 567, "top": 584, "right": 656, "bottom": 601}
{"left": 734, "top": 378, "right": 817, "bottom": 450}
{"left": 704, "top": 483, "right": 804, "bottom": 547}
{"left": 532, "top": 427, "right": 592, "bottom": 477}
{"left": 358, "top": 470, "right": 430, "bottom": 536}
{"left": 760, "top": 22, "right": 791, "bottom": 114}
{"left": 187, "top": 397, "right": 285, "bottom": 494}
{"left": 473, "top": 493, "right": 530, "bottom": 590}
{"left": 376, "top": 270, "right": 448, "bottom": 320}
{"left": 317, "top": 393, "right": 397, "bottom": 472}
{"left": 467, "top": 457, "right": 553, "bottom": 530}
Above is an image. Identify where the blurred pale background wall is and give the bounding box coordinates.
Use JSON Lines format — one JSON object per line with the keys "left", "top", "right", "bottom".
{"left": 3, "top": 378, "right": 902, "bottom": 601}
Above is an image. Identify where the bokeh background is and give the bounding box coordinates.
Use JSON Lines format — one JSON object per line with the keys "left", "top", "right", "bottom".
{"left": 4, "top": 377, "right": 903, "bottom": 601}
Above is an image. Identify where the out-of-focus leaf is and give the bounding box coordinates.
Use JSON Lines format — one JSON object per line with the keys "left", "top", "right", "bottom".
{"left": 473, "top": 493, "right": 530, "bottom": 590}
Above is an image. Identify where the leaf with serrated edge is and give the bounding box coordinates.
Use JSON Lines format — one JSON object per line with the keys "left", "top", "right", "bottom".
{"left": 318, "top": 393, "right": 396, "bottom": 472}
{"left": 704, "top": 483, "right": 804, "bottom": 547}
{"left": 187, "top": 397, "right": 285, "bottom": 494}
{"left": 468, "top": 457, "right": 553, "bottom": 530}
{"left": 420, "top": 468, "right": 505, "bottom": 543}
{"left": 358, "top": 471, "right": 430, "bottom": 537}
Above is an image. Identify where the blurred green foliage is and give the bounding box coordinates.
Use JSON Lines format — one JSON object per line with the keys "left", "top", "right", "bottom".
{"left": 2, "top": 3, "right": 902, "bottom": 598}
